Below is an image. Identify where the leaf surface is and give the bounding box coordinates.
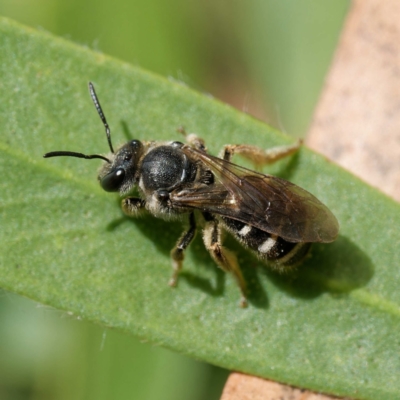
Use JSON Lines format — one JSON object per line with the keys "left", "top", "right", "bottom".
{"left": 1, "top": 17, "right": 399, "bottom": 400}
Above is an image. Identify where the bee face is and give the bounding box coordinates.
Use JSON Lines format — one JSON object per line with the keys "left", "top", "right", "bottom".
{"left": 98, "top": 140, "right": 144, "bottom": 194}
{"left": 44, "top": 83, "right": 339, "bottom": 307}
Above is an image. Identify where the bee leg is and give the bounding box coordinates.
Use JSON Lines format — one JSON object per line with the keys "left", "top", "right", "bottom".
{"left": 121, "top": 197, "right": 146, "bottom": 217}
{"left": 202, "top": 216, "right": 248, "bottom": 308}
{"left": 177, "top": 127, "right": 207, "bottom": 151}
{"left": 220, "top": 139, "right": 302, "bottom": 165}
{"left": 169, "top": 212, "right": 197, "bottom": 287}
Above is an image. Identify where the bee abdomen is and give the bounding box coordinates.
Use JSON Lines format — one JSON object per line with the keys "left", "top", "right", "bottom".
{"left": 221, "top": 217, "right": 311, "bottom": 269}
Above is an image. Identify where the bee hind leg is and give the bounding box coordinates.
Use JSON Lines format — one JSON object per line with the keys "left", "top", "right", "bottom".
{"left": 220, "top": 140, "right": 302, "bottom": 165}
{"left": 169, "top": 212, "right": 197, "bottom": 287}
{"left": 202, "top": 216, "right": 248, "bottom": 308}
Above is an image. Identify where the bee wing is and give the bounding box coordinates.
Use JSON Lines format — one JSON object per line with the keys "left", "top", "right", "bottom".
{"left": 171, "top": 147, "right": 339, "bottom": 243}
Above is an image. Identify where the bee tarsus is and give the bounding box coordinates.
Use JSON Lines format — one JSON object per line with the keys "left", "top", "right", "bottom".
{"left": 170, "top": 211, "right": 196, "bottom": 288}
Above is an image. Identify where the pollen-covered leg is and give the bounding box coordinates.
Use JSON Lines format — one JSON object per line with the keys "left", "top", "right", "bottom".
{"left": 202, "top": 218, "right": 248, "bottom": 308}
{"left": 220, "top": 140, "right": 301, "bottom": 165}
{"left": 169, "top": 212, "right": 197, "bottom": 287}
{"left": 121, "top": 197, "right": 146, "bottom": 217}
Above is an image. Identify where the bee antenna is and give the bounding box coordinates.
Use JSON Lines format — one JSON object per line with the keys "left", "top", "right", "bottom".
{"left": 43, "top": 151, "right": 111, "bottom": 163}
{"left": 88, "top": 82, "right": 115, "bottom": 154}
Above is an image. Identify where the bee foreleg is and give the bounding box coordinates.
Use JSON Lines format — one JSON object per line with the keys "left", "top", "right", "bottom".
{"left": 169, "top": 212, "right": 197, "bottom": 287}
{"left": 121, "top": 197, "right": 146, "bottom": 217}
{"left": 202, "top": 218, "right": 248, "bottom": 308}
{"left": 220, "top": 140, "right": 301, "bottom": 165}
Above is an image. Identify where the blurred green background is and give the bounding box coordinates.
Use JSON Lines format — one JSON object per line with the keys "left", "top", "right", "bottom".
{"left": 0, "top": 1, "right": 348, "bottom": 399}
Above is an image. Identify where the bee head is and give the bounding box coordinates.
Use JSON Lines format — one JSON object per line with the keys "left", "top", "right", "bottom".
{"left": 98, "top": 139, "right": 143, "bottom": 194}
{"left": 44, "top": 82, "right": 142, "bottom": 194}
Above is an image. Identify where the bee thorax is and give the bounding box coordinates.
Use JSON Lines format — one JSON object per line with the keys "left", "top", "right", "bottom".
{"left": 141, "top": 146, "right": 197, "bottom": 191}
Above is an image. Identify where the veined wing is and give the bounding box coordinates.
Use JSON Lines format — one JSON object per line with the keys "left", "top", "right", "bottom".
{"left": 170, "top": 147, "right": 339, "bottom": 243}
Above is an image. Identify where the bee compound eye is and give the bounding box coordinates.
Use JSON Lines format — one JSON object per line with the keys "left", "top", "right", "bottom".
{"left": 100, "top": 168, "right": 125, "bottom": 192}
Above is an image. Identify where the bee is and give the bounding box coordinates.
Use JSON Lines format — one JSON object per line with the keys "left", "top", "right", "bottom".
{"left": 44, "top": 83, "right": 339, "bottom": 307}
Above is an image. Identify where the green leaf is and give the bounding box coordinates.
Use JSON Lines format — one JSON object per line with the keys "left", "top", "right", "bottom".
{"left": 1, "top": 17, "right": 399, "bottom": 400}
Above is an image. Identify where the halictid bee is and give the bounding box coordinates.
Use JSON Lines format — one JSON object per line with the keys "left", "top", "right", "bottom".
{"left": 44, "top": 83, "right": 339, "bottom": 307}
